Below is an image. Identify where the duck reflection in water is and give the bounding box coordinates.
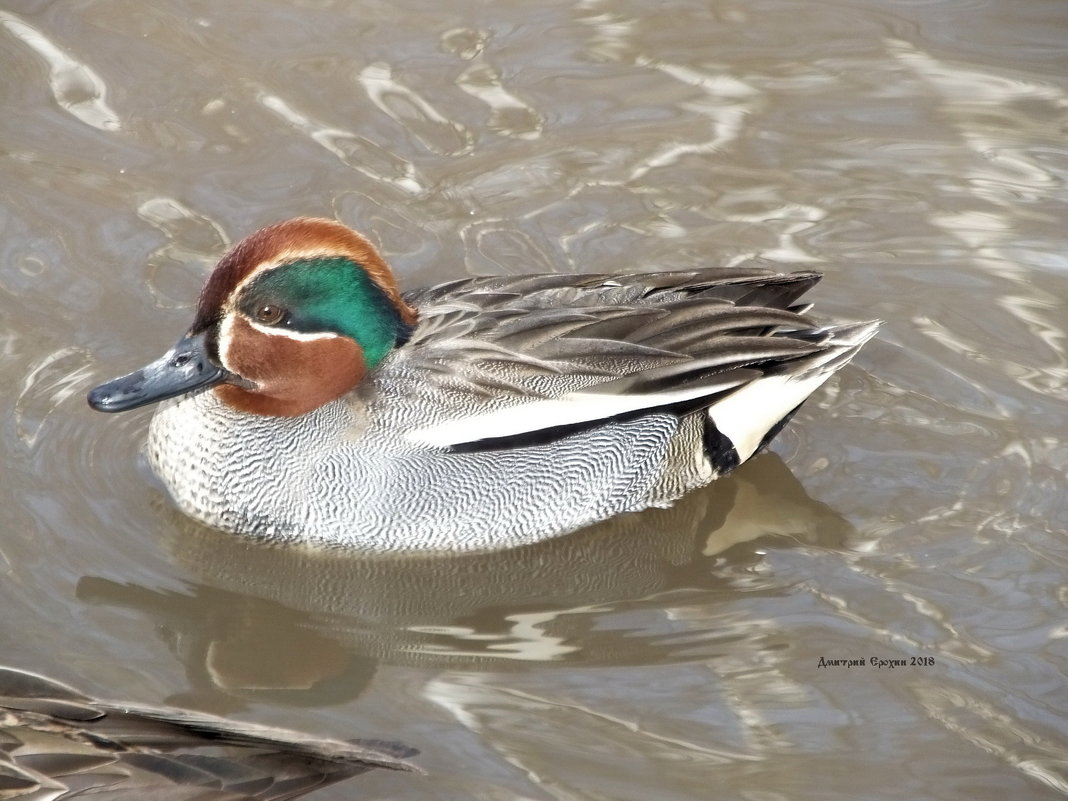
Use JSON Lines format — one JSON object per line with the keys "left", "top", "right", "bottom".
{"left": 78, "top": 453, "right": 854, "bottom": 705}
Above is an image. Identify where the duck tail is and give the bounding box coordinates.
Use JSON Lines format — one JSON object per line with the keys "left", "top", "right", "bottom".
{"left": 704, "top": 319, "right": 881, "bottom": 468}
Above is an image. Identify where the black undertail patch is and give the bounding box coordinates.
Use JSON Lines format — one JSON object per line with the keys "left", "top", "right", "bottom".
{"left": 702, "top": 417, "right": 741, "bottom": 474}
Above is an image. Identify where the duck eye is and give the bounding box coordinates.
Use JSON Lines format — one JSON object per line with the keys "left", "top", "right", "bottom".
{"left": 254, "top": 304, "right": 286, "bottom": 325}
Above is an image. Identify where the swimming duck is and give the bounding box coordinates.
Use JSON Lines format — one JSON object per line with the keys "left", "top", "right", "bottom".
{"left": 88, "top": 217, "right": 878, "bottom": 551}
{"left": 0, "top": 665, "right": 417, "bottom": 799}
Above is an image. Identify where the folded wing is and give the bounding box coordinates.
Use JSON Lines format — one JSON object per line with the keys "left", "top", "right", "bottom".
{"left": 397, "top": 267, "right": 878, "bottom": 451}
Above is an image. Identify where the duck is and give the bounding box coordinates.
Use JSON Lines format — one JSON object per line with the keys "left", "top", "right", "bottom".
{"left": 0, "top": 665, "right": 417, "bottom": 799}
{"left": 87, "top": 217, "right": 879, "bottom": 551}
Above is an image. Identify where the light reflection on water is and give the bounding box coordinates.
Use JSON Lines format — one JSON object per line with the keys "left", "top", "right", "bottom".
{"left": 2, "top": 0, "right": 1068, "bottom": 798}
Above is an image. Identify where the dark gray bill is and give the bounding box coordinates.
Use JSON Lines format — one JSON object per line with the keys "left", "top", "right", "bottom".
{"left": 87, "top": 331, "right": 227, "bottom": 413}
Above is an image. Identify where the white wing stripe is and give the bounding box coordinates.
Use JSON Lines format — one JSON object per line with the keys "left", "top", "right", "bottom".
{"left": 407, "top": 380, "right": 748, "bottom": 447}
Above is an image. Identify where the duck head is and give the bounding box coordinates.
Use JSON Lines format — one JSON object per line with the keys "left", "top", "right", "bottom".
{"left": 88, "top": 218, "right": 417, "bottom": 417}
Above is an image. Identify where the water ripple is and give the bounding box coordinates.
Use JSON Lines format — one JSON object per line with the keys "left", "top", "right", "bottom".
{"left": 15, "top": 347, "right": 94, "bottom": 450}
{"left": 357, "top": 62, "right": 473, "bottom": 156}
{"left": 0, "top": 11, "right": 121, "bottom": 132}
{"left": 888, "top": 37, "right": 1067, "bottom": 201}
{"left": 913, "top": 683, "right": 1068, "bottom": 795}
{"left": 259, "top": 92, "right": 424, "bottom": 194}
{"left": 443, "top": 28, "right": 544, "bottom": 141}
{"left": 137, "top": 198, "right": 228, "bottom": 309}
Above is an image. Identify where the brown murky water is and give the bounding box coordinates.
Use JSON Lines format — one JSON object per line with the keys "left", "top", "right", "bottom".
{"left": 3, "top": 0, "right": 1067, "bottom": 798}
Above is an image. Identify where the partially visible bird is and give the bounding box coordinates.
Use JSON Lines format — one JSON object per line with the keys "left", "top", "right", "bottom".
{"left": 0, "top": 665, "right": 417, "bottom": 800}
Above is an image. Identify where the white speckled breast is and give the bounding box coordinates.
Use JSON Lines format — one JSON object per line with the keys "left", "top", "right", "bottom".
{"left": 145, "top": 385, "right": 710, "bottom": 552}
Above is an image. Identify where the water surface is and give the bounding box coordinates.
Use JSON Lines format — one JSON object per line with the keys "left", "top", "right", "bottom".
{"left": 2, "top": 0, "right": 1067, "bottom": 798}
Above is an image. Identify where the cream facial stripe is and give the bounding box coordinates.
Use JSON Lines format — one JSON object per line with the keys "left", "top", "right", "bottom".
{"left": 215, "top": 313, "right": 239, "bottom": 375}
{"left": 223, "top": 248, "right": 354, "bottom": 313}
{"left": 246, "top": 319, "right": 339, "bottom": 341}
